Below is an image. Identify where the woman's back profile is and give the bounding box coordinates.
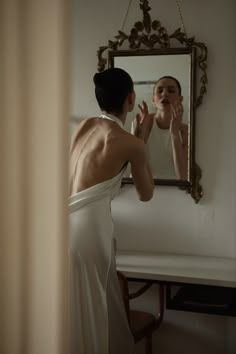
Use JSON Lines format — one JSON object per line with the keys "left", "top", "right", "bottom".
{"left": 69, "top": 68, "right": 154, "bottom": 354}
{"left": 70, "top": 116, "right": 131, "bottom": 195}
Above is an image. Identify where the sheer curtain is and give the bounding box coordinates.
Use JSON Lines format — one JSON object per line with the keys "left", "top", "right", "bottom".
{"left": 0, "top": 0, "right": 70, "bottom": 353}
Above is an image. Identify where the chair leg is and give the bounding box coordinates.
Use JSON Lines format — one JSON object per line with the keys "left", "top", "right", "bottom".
{"left": 145, "top": 334, "right": 152, "bottom": 354}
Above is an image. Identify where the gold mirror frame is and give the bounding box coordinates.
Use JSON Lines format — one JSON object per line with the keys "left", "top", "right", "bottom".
{"left": 97, "top": 0, "right": 207, "bottom": 203}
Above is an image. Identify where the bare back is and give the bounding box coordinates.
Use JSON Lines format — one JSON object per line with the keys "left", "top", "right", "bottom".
{"left": 70, "top": 115, "right": 154, "bottom": 201}
{"left": 70, "top": 117, "right": 132, "bottom": 195}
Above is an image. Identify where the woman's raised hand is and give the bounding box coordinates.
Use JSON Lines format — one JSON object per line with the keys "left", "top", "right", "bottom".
{"left": 133, "top": 101, "right": 153, "bottom": 143}
{"left": 170, "top": 99, "right": 184, "bottom": 135}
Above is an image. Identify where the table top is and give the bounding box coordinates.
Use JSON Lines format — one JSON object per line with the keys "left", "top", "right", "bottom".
{"left": 116, "top": 251, "right": 236, "bottom": 288}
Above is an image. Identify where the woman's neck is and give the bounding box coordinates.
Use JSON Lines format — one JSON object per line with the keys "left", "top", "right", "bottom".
{"left": 154, "top": 110, "right": 171, "bottom": 129}
{"left": 104, "top": 111, "right": 126, "bottom": 126}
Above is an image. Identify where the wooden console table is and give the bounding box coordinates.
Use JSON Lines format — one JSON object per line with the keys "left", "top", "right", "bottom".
{"left": 116, "top": 251, "right": 236, "bottom": 316}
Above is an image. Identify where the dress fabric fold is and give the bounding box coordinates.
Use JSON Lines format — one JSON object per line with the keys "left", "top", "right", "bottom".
{"left": 69, "top": 168, "right": 134, "bottom": 354}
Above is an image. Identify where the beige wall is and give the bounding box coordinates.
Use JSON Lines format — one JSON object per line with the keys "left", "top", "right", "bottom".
{"left": 71, "top": 0, "right": 236, "bottom": 353}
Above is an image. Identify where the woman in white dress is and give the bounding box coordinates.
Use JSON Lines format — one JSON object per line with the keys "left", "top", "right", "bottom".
{"left": 69, "top": 68, "right": 154, "bottom": 354}
{"left": 139, "top": 76, "right": 188, "bottom": 180}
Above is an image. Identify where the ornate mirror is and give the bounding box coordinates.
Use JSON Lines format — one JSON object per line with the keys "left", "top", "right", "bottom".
{"left": 97, "top": 0, "right": 207, "bottom": 203}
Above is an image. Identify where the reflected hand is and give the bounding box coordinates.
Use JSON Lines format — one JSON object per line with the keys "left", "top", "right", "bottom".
{"left": 170, "top": 99, "right": 183, "bottom": 135}
{"left": 133, "top": 101, "right": 153, "bottom": 143}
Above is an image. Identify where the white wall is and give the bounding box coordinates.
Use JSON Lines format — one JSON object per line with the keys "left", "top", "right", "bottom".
{"left": 71, "top": 0, "right": 236, "bottom": 258}
{"left": 71, "top": 0, "right": 236, "bottom": 353}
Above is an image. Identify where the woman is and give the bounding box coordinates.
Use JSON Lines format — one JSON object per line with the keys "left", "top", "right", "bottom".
{"left": 140, "top": 76, "right": 188, "bottom": 180}
{"left": 69, "top": 68, "right": 154, "bottom": 354}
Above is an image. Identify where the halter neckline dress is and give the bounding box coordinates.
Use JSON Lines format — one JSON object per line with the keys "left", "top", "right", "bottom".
{"left": 69, "top": 113, "right": 134, "bottom": 354}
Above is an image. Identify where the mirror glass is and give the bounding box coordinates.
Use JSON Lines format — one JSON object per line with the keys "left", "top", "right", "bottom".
{"left": 109, "top": 49, "right": 194, "bottom": 185}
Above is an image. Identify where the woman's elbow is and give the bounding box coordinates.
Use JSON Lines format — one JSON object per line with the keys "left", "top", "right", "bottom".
{"left": 139, "top": 187, "right": 154, "bottom": 202}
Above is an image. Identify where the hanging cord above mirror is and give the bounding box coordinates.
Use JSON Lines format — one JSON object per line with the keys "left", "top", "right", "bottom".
{"left": 176, "top": 0, "right": 187, "bottom": 36}
{"left": 121, "top": 1, "right": 187, "bottom": 36}
{"left": 121, "top": 0, "right": 133, "bottom": 31}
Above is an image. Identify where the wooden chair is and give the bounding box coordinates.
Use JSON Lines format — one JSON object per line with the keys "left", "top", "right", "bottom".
{"left": 117, "top": 271, "right": 165, "bottom": 354}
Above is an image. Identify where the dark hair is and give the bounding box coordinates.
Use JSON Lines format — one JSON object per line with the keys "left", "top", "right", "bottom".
{"left": 93, "top": 68, "right": 133, "bottom": 115}
{"left": 153, "top": 76, "right": 182, "bottom": 96}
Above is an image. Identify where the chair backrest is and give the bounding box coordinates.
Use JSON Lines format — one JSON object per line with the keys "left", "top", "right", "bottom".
{"left": 117, "top": 271, "right": 131, "bottom": 324}
{"left": 117, "top": 271, "right": 165, "bottom": 331}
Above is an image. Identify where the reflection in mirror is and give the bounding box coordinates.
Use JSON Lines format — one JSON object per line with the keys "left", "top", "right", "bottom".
{"left": 110, "top": 49, "right": 194, "bottom": 183}
{"left": 97, "top": 0, "right": 208, "bottom": 202}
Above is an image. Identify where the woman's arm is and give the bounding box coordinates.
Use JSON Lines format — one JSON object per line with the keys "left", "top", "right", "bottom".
{"left": 132, "top": 101, "right": 154, "bottom": 144}
{"left": 126, "top": 104, "right": 154, "bottom": 201}
{"left": 125, "top": 100, "right": 155, "bottom": 200}
{"left": 128, "top": 138, "right": 154, "bottom": 201}
{"left": 170, "top": 131, "right": 188, "bottom": 180}
{"left": 170, "top": 103, "right": 188, "bottom": 180}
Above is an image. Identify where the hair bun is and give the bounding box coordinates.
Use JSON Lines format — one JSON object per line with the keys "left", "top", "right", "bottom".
{"left": 93, "top": 72, "right": 102, "bottom": 86}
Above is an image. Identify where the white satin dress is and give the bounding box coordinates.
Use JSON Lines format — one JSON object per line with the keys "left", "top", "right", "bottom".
{"left": 69, "top": 114, "right": 134, "bottom": 354}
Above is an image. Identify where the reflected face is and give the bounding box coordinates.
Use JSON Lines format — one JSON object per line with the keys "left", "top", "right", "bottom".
{"left": 153, "top": 78, "right": 182, "bottom": 109}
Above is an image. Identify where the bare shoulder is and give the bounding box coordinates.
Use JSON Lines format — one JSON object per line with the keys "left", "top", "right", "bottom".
{"left": 117, "top": 129, "right": 146, "bottom": 161}
{"left": 72, "top": 117, "right": 96, "bottom": 136}
{"left": 70, "top": 117, "right": 96, "bottom": 149}
{"left": 118, "top": 129, "right": 145, "bottom": 149}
